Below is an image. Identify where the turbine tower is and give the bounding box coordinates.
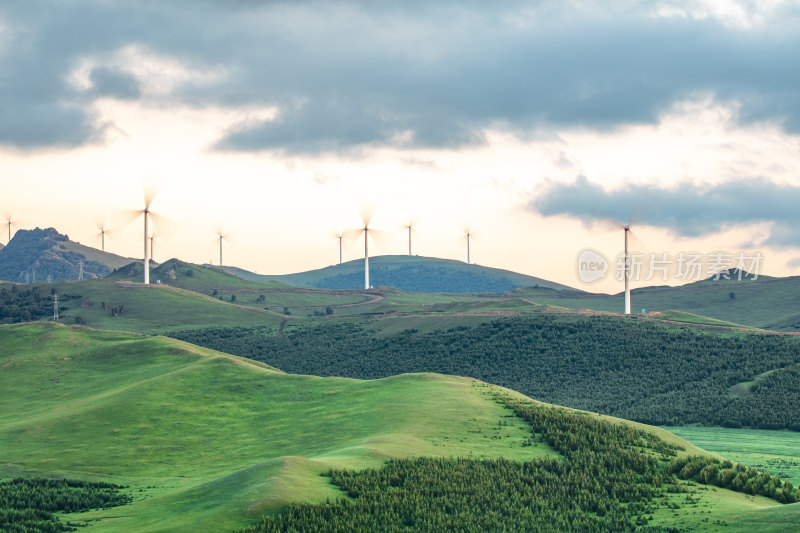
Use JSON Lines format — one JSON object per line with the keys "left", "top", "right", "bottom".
{"left": 624, "top": 225, "right": 631, "bottom": 315}
{"left": 364, "top": 220, "right": 370, "bottom": 289}
{"left": 143, "top": 203, "right": 150, "bottom": 284}
{"left": 95, "top": 222, "right": 110, "bottom": 252}
{"left": 215, "top": 229, "right": 230, "bottom": 267}
{"left": 348, "top": 210, "right": 377, "bottom": 290}
{"left": 405, "top": 220, "right": 416, "bottom": 256}
{"left": 335, "top": 232, "right": 344, "bottom": 265}
{"left": 149, "top": 233, "right": 157, "bottom": 263}
{"left": 4, "top": 214, "right": 15, "bottom": 244}
{"left": 120, "top": 184, "right": 173, "bottom": 285}
{"left": 463, "top": 227, "right": 474, "bottom": 264}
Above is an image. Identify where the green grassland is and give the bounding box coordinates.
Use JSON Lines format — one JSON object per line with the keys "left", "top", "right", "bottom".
{"left": 175, "top": 313, "right": 800, "bottom": 430}
{"left": 511, "top": 275, "right": 800, "bottom": 330}
{"left": 17, "top": 278, "right": 285, "bottom": 334}
{"left": 0, "top": 322, "right": 549, "bottom": 531}
{"left": 663, "top": 426, "right": 800, "bottom": 486}
{"left": 59, "top": 240, "right": 137, "bottom": 271}
{"left": 2, "top": 322, "right": 798, "bottom": 531}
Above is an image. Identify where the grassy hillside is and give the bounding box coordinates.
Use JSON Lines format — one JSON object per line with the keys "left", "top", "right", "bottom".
{"left": 513, "top": 275, "right": 800, "bottom": 330}
{"left": 0, "top": 323, "right": 548, "bottom": 531}
{"left": 173, "top": 313, "right": 800, "bottom": 430}
{"left": 2, "top": 323, "right": 797, "bottom": 532}
{"left": 663, "top": 426, "right": 800, "bottom": 486}
{"left": 0, "top": 278, "right": 285, "bottom": 333}
{"left": 107, "top": 258, "right": 289, "bottom": 292}
{"left": 225, "top": 255, "right": 575, "bottom": 293}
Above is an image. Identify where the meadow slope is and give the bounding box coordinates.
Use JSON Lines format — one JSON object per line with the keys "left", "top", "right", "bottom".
{"left": 0, "top": 322, "right": 546, "bottom": 531}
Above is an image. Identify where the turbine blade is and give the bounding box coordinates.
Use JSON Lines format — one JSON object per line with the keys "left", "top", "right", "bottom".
{"left": 112, "top": 207, "right": 143, "bottom": 228}
{"left": 367, "top": 227, "right": 395, "bottom": 250}
{"left": 360, "top": 206, "right": 375, "bottom": 227}
{"left": 342, "top": 227, "right": 365, "bottom": 240}
{"left": 143, "top": 179, "right": 163, "bottom": 209}
{"left": 148, "top": 210, "right": 179, "bottom": 240}
{"left": 627, "top": 228, "right": 647, "bottom": 252}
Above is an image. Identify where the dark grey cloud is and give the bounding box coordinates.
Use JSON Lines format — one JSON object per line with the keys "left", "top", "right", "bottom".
{"left": 530, "top": 176, "right": 800, "bottom": 248}
{"left": 89, "top": 67, "right": 141, "bottom": 100}
{"left": 1, "top": 1, "right": 799, "bottom": 151}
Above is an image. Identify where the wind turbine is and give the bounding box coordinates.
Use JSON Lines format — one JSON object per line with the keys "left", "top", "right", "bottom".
{"left": 149, "top": 231, "right": 160, "bottom": 263}
{"left": 623, "top": 225, "right": 631, "bottom": 315}
{"left": 333, "top": 231, "right": 344, "bottom": 265}
{"left": 214, "top": 228, "right": 231, "bottom": 267}
{"left": 119, "top": 184, "right": 174, "bottom": 285}
{"left": 346, "top": 209, "right": 383, "bottom": 290}
{"left": 94, "top": 219, "right": 112, "bottom": 252}
{"left": 615, "top": 218, "right": 644, "bottom": 315}
{"left": 405, "top": 220, "right": 417, "bottom": 256}
{"left": 462, "top": 226, "right": 476, "bottom": 264}
{"left": 4, "top": 213, "right": 15, "bottom": 244}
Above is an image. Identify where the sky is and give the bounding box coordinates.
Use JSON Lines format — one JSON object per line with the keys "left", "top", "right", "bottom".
{"left": 1, "top": 0, "right": 799, "bottom": 293}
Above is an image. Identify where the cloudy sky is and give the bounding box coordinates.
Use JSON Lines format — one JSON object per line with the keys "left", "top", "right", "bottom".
{"left": 1, "top": 0, "right": 799, "bottom": 292}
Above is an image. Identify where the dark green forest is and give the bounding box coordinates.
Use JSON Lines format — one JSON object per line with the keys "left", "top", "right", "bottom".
{"left": 171, "top": 314, "right": 800, "bottom": 430}
{"left": 0, "top": 286, "right": 54, "bottom": 323}
{"left": 0, "top": 477, "right": 131, "bottom": 532}
{"left": 243, "top": 391, "right": 796, "bottom": 532}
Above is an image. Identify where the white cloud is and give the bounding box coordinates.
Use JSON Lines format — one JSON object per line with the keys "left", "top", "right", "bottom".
{"left": 650, "top": 0, "right": 796, "bottom": 29}
{"left": 68, "top": 44, "right": 227, "bottom": 97}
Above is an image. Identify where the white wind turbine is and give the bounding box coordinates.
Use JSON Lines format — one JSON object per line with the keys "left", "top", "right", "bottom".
{"left": 119, "top": 184, "right": 175, "bottom": 285}
{"left": 404, "top": 219, "right": 417, "bottom": 256}
{"left": 614, "top": 217, "right": 642, "bottom": 316}
{"left": 623, "top": 225, "right": 631, "bottom": 315}
{"left": 333, "top": 230, "right": 344, "bottom": 265}
{"left": 462, "top": 225, "right": 477, "bottom": 264}
{"left": 214, "top": 227, "right": 232, "bottom": 267}
{"left": 94, "top": 216, "right": 113, "bottom": 252}
{"left": 4, "top": 213, "right": 16, "bottom": 244}
{"left": 345, "top": 208, "right": 386, "bottom": 290}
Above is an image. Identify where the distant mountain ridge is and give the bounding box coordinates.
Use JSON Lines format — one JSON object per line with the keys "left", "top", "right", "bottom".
{"left": 223, "top": 255, "right": 575, "bottom": 293}
{"left": 0, "top": 227, "right": 135, "bottom": 283}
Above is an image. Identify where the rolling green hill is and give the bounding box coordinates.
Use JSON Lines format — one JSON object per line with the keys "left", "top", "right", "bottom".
{"left": 0, "top": 278, "right": 284, "bottom": 333}
{"left": 0, "top": 322, "right": 555, "bottom": 531}
{"left": 225, "top": 255, "right": 575, "bottom": 293}
{"left": 512, "top": 274, "right": 800, "bottom": 331}
{"left": 173, "top": 313, "right": 800, "bottom": 430}
{"left": 2, "top": 323, "right": 796, "bottom": 532}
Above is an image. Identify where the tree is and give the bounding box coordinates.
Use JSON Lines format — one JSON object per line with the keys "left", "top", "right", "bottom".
{"left": 230, "top": 294, "right": 237, "bottom": 302}
{"left": 729, "top": 291, "right": 736, "bottom": 301}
